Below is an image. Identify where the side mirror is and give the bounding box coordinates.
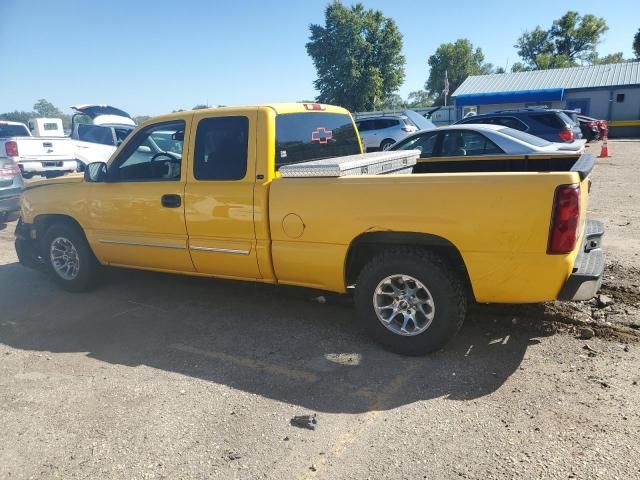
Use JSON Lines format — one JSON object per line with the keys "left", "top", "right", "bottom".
{"left": 137, "top": 145, "right": 151, "bottom": 153}
{"left": 84, "top": 162, "right": 108, "bottom": 183}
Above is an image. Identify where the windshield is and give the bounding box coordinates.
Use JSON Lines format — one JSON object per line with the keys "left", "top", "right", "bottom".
{"left": 275, "top": 112, "right": 360, "bottom": 169}
{"left": 0, "top": 123, "right": 30, "bottom": 137}
{"left": 497, "top": 127, "right": 552, "bottom": 147}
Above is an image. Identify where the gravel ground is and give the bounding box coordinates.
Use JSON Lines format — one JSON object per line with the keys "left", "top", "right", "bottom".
{"left": 1, "top": 140, "right": 639, "bottom": 479}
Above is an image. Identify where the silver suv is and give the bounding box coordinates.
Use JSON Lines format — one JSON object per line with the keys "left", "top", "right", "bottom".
{"left": 355, "top": 115, "right": 419, "bottom": 151}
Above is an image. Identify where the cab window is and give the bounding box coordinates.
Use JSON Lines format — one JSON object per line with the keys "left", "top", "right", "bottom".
{"left": 193, "top": 116, "right": 248, "bottom": 180}
{"left": 275, "top": 113, "right": 360, "bottom": 169}
{"left": 108, "top": 120, "right": 184, "bottom": 182}
{"left": 77, "top": 124, "right": 115, "bottom": 146}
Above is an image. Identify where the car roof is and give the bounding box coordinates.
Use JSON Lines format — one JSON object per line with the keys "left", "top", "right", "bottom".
{"left": 356, "top": 115, "right": 405, "bottom": 121}
{"left": 439, "top": 124, "right": 505, "bottom": 132}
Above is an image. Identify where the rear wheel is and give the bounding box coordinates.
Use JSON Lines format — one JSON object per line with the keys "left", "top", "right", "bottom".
{"left": 42, "top": 223, "right": 100, "bottom": 292}
{"left": 354, "top": 248, "right": 467, "bottom": 355}
{"left": 380, "top": 139, "right": 395, "bottom": 151}
{"left": 21, "top": 172, "right": 34, "bottom": 179}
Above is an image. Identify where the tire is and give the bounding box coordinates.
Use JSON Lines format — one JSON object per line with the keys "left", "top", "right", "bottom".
{"left": 41, "top": 223, "right": 100, "bottom": 292}
{"left": 380, "top": 139, "right": 395, "bottom": 151}
{"left": 354, "top": 247, "right": 467, "bottom": 355}
{"left": 21, "top": 172, "right": 34, "bottom": 180}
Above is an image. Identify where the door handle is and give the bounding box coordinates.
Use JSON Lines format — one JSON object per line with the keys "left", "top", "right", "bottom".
{"left": 161, "top": 194, "right": 181, "bottom": 208}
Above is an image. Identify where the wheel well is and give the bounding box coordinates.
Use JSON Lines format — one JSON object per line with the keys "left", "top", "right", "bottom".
{"left": 34, "top": 214, "right": 85, "bottom": 240}
{"left": 380, "top": 138, "right": 396, "bottom": 146}
{"left": 344, "top": 232, "right": 474, "bottom": 300}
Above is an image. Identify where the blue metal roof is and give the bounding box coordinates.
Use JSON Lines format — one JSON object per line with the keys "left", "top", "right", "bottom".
{"left": 455, "top": 88, "right": 564, "bottom": 106}
{"left": 453, "top": 62, "right": 640, "bottom": 96}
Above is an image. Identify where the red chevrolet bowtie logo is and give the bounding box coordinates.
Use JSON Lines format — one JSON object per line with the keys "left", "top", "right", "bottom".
{"left": 311, "top": 127, "right": 333, "bottom": 144}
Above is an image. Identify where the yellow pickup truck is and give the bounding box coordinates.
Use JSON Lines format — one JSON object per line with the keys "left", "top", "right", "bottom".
{"left": 15, "top": 103, "right": 604, "bottom": 355}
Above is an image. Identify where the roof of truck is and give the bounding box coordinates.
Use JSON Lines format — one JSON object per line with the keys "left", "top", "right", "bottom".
{"left": 141, "top": 103, "right": 351, "bottom": 127}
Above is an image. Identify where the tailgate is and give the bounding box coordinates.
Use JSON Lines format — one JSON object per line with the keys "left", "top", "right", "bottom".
{"left": 572, "top": 153, "right": 597, "bottom": 242}
{"left": 16, "top": 137, "right": 75, "bottom": 159}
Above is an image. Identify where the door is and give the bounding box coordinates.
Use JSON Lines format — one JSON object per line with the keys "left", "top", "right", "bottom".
{"left": 566, "top": 99, "right": 590, "bottom": 116}
{"left": 184, "top": 110, "right": 261, "bottom": 280}
{"left": 86, "top": 118, "right": 195, "bottom": 272}
{"left": 73, "top": 124, "right": 118, "bottom": 164}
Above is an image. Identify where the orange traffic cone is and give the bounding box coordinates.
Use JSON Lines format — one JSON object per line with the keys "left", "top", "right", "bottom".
{"left": 599, "top": 134, "right": 610, "bottom": 158}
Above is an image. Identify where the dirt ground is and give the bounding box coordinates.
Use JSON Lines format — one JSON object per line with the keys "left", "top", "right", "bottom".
{"left": 1, "top": 140, "right": 639, "bottom": 479}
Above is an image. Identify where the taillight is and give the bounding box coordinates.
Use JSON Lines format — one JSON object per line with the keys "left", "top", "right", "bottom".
{"left": 0, "top": 161, "right": 21, "bottom": 178}
{"left": 303, "top": 103, "right": 325, "bottom": 111}
{"left": 558, "top": 129, "right": 574, "bottom": 142}
{"left": 5, "top": 141, "right": 18, "bottom": 157}
{"left": 548, "top": 185, "right": 580, "bottom": 254}
{"left": 401, "top": 126, "right": 416, "bottom": 132}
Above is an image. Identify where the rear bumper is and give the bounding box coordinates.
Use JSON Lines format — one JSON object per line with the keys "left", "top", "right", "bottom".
{"left": 558, "top": 219, "right": 605, "bottom": 301}
{"left": 0, "top": 193, "right": 20, "bottom": 214}
{"left": 18, "top": 160, "right": 78, "bottom": 174}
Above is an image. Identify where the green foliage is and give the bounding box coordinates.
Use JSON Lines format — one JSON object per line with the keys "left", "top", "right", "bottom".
{"left": 33, "top": 98, "right": 63, "bottom": 117}
{"left": 406, "top": 90, "right": 434, "bottom": 108}
{"left": 515, "top": 11, "right": 609, "bottom": 69}
{"left": 192, "top": 104, "right": 209, "bottom": 110}
{"left": 426, "top": 39, "right": 489, "bottom": 105}
{"left": 306, "top": 1, "right": 405, "bottom": 111}
{"left": 0, "top": 110, "right": 34, "bottom": 125}
{"left": 377, "top": 94, "right": 406, "bottom": 110}
{"left": 633, "top": 28, "right": 640, "bottom": 59}
{"left": 590, "top": 52, "right": 627, "bottom": 65}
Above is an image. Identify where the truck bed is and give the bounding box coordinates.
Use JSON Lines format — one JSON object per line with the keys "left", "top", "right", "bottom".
{"left": 413, "top": 152, "right": 593, "bottom": 178}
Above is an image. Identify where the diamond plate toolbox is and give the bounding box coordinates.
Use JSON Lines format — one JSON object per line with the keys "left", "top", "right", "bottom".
{"left": 278, "top": 150, "right": 420, "bottom": 178}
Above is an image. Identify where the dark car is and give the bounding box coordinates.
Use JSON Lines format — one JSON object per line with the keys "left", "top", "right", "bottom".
{"left": 456, "top": 108, "right": 582, "bottom": 143}
{"left": 0, "top": 158, "right": 23, "bottom": 222}
{"left": 573, "top": 114, "right": 608, "bottom": 142}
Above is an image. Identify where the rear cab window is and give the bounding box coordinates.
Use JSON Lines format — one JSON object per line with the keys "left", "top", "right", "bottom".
{"left": 0, "top": 124, "right": 30, "bottom": 137}
{"left": 275, "top": 113, "right": 361, "bottom": 169}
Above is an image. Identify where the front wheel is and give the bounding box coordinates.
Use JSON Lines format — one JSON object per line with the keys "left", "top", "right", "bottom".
{"left": 42, "top": 223, "right": 100, "bottom": 292}
{"left": 380, "top": 139, "right": 395, "bottom": 151}
{"left": 354, "top": 248, "right": 467, "bottom": 355}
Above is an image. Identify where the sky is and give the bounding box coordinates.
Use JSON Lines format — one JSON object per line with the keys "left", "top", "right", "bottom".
{"left": 1, "top": 0, "right": 637, "bottom": 116}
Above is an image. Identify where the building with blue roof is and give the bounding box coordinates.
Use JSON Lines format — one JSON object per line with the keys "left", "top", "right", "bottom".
{"left": 452, "top": 62, "right": 640, "bottom": 136}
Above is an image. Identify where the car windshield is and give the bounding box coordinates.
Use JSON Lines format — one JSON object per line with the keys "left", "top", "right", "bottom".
{"left": 497, "top": 127, "right": 553, "bottom": 147}
{"left": 0, "top": 124, "right": 30, "bottom": 137}
{"left": 275, "top": 112, "right": 360, "bottom": 168}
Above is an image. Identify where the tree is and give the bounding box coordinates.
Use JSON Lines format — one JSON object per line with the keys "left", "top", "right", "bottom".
{"left": 192, "top": 104, "right": 209, "bottom": 110}
{"left": 550, "top": 11, "right": 608, "bottom": 62}
{"left": 406, "top": 90, "right": 434, "bottom": 108}
{"left": 633, "top": 28, "right": 640, "bottom": 59}
{"left": 377, "top": 93, "right": 406, "bottom": 110}
{"left": 515, "top": 11, "right": 608, "bottom": 70}
{"left": 33, "top": 98, "right": 62, "bottom": 117}
{"left": 591, "top": 52, "right": 626, "bottom": 65}
{"left": 426, "top": 39, "right": 490, "bottom": 106}
{"left": 306, "top": 1, "right": 405, "bottom": 111}
{"left": 0, "top": 110, "right": 35, "bottom": 125}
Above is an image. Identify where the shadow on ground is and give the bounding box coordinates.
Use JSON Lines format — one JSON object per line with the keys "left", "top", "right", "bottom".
{"left": 0, "top": 262, "right": 550, "bottom": 413}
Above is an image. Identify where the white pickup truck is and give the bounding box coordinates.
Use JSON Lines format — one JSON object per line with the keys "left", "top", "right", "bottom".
{"left": 0, "top": 120, "right": 78, "bottom": 179}
{"left": 1, "top": 106, "right": 137, "bottom": 179}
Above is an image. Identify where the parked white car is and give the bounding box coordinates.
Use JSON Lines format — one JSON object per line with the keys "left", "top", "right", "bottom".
{"left": 69, "top": 105, "right": 136, "bottom": 166}
{"left": 0, "top": 120, "right": 78, "bottom": 178}
{"left": 390, "top": 124, "right": 586, "bottom": 158}
{"left": 355, "top": 111, "right": 436, "bottom": 151}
